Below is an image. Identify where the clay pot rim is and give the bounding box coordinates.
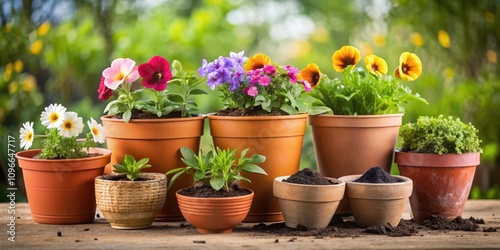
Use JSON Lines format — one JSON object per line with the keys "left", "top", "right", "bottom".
{"left": 394, "top": 150, "right": 481, "bottom": 167}
{"left": 101, "top": 114, "right": 206, "bottom": 123}
{"left": 175, "top": 188, "right": 254, "bottom": 201}
{"left": 16, "top": 148, "right": 111, "bottom": 163}
{"left": 273, "top": 176, "right": 345, "bottom": 187}
{"left": 339, "top": 174, "right": 413, "bottom": 186}
{"left": 309, "top": 114, "right": 403, "bottom": 118}
{"left": 95, "top": 173, "right": 167, "bottom": 183}
{"left": 207, "top": 113, "right": 309, "bottom": 121}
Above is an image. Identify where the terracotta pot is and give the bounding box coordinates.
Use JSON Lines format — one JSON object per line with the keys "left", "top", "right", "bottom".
{"left": 208, "top": 114, "right": 308, "bottom": 222}
{"left": 176, "top": 189, "right": 254, "bottom": 234}
{"left": 16, "top": 148, "right": 111, "bottom": 224}
{"left": 309, "top": 114, "right": 403, "bottom": 214}
{"left": 101, "top": 115, "right": 205, "bottom": 221}
{"left": 339, "top": 175, "right": 412, "bottom": 227}
{"left": 95, "top": 173, "right": 167, "bottom": 229}
{"left": 395, "top": 151, "right": 480, "bottom": 222}
{"left": 273, "top": 176, "right": 345, "bottom": 229}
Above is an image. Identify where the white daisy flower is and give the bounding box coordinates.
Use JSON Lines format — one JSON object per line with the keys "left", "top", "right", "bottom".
{"left": 87, "top": 118, "right": 106, "bottom": 143}
{"left": 58, "top": 112, "right": 84, "bottom": 138}
{"left": 19, "top": 121, "right": 34, "bottom": 150}
{"left": 40, "top": 103, "right": 66, "bottom": 128}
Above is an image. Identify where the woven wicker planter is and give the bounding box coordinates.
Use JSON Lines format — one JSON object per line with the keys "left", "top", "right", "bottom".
{"left": 95, "top": 173, "right": 167, "bottom": 229}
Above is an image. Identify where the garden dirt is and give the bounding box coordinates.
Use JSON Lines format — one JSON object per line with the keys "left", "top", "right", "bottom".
{"left": 354, "top": 166, "right": 402, "bottom": 183}
{"left": 283, "top": 168, "right": 337, "bottom": 185}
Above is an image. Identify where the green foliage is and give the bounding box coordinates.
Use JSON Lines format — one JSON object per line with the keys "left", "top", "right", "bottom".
{"left": 166, "top": 147, "right": 267, "bottom": 192}
{"left": 399, "top": 115, "right": 482, "bottom": 154}
{"left": 38, "top": 129, "right": 95, "bottom": 159}
{"left": 113, "top": 154, "right": 152, "bottom": 181}
{"left": 310, "top": 66, "right": 428, "bottom": 115}
{"left": 470, "top": 185, "right": 500, "bottom": 200}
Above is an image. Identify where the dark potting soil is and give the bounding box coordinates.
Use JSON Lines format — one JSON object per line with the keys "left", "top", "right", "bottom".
{"left": 113, "top": 110, "right": 184, "bottom": 119}
{"left": 101, "top": 175, "right": 149, "bottom": 182}
{"left": 178, "top": 184, "right": 251, "bottom": 198}
{"left": 283, "top": 168, "right": 337, "bottom": 185}
{"left": 354, "top": 166, "right": 402, "bottom": 183}
{"left": 215, "top": 107, "right": 288, "bottom": 116}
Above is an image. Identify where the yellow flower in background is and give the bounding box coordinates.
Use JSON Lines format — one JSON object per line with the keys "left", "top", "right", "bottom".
{"left": 30, "top": 40, "right": 43, "bottom": 55}
{"left": 443, "top": 67, "right": 455, "bottom": 81}
{"left": 8, "top": 81, "right": 19, "bottom": 94}
{"left": 331, "top": 46, "right": 361, "bottom": 72}
{"left": 438, "top": 30, "right": 450, "bottom": 48}
{"left": 22, "top": 75, "right": 37, "bottom": 92}
{"left": 37, "top": 21, "right": 50, "bottom": 36}
{"left": 373, "top": 34, "right": 385, "bottom": 47}
{"left": 299, "top": 63, "right": 322, "bottom": 88}
{"left": 395, "top": 52, "right": 422, "bottom": 81}
{"left": 364, "top": 55, "right": 388, "bottom": 77}
{"left": 487, "top": 50, "right": 497, "bottom": 64}
{"left": 412, "top": 32, "right": 424, "bottom": 47}
{"left": 14, "top": 60, "right": 24, "bottom": 73}
{"left": 244, "top": 54, "right": 271, "bottom": 71}
{"left": 4, "top": 63, "right": 13, "bottom": 81}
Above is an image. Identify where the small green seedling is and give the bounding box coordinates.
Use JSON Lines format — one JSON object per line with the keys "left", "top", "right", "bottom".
{"left": 113, "top": 154, "right": 152, "bottom": 181}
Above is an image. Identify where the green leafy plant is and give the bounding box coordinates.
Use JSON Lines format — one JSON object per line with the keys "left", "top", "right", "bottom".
{"left": 166, "top": 147, "right": 267, "bottom": 192}
{"left": 399, "top": 115, "right": 482, "bottom": 154}
{"left": 113, "top": 154, "right": 152, "bottom": 181}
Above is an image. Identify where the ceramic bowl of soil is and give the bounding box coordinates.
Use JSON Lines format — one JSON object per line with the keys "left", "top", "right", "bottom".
{"left": 273, "top": 168, "right": 346, "bottom": 229}
{"left": 339, "top": 166, "right": 413, "bottom": 227}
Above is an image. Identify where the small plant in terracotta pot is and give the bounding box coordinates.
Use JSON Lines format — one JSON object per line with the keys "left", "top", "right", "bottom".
{"left": 273, "top": 168, "right": 346, "bottom": 229}
{"left": 166, "top": 146, "right": 267, "bottom": 234}
{"left": 95, "top": 155, "right": 167, "bottom": 229}
{"left": 339, "top": 166, "right": 413, "bottom": 227}
{"left": 395, "top": 115, "right": 482, "bottom": 222}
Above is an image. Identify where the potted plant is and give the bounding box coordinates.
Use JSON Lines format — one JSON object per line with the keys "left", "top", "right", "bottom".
{"left": 304, "top": 45, "right": 427, "bottom": 213}
{"left": 273, "top": 168, "right": 345, "bottom": 229}
{"left": 98, "top": 56, "right": 206, "bottom": 221}
{"left": 198, "top": 51, "right": 318, "bottom": 222}
{"left": 166, "top": 146, "right": 267, "bottom": 233}
{"left": 16, "top": 103, "right": 110, "bottom": 224}
{"left": 394, "top": 115, "right": 482, "bottom": 222}
{"left": 339, "top": 166, "right": 413, "bottom": 227}
{"left": 95, "top": 154, "right": 167, "bottom": 229}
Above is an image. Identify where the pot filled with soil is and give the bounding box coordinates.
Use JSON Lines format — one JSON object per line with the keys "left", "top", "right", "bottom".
{"left": 273, "top": 168, "right": 346, "bottom": 229}
{"left": 339, "top": 166, "right": 412, "bottom": 227}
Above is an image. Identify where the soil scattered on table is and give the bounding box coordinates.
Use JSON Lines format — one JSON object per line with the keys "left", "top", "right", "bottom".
{"left": 283, "top": 168, "right": 337, "bottom": 185}
{"left": 354, "top": 166, "right": 402, "bottom": 183}
{"left": 178, "top": 183, "right": 251, "bottom": 198}
{"left": 215, "top": 107, "right": 288, "bottom": 116}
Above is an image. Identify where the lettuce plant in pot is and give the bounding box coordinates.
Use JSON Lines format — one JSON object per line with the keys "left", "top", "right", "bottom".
{"left": 98, "top": 56, "right": 206, "bottom": 221}
{"left": 395, "top": 115, "right": 482, "bottom": 222}
{"left": 198, "top": 51, "right": 317, "bottom": 222}
{"left": 166, "top": 146, "right": 267, "bottom": 233}
{"left": 305, "top": 45, "right": 427, "bottom": 214}
{"left": 15, "top": 103, "right": 110, "bottom": 224}
{"left": 95, "top": 155, "right": 167, "bottom": 229}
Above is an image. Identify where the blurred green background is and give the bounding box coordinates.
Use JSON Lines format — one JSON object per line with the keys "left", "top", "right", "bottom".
{"left": 1, "top": 0, "right": 499, "bottom": 201}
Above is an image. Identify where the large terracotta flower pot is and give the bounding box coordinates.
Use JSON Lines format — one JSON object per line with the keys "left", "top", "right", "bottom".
{"left": 395, "top": 151, "right": 480, "bottom": 222}
{"left": 208, "top": 114, "right": 308, "bottom": 222}
{"left": 339, "top": 175, "right": 412, "bottom": 227}
{"left": 101, "top": 115, "right": 205, "bottom": 221}
{"left": 176, "top": 189, "right": 254, "bottom": 234}
{"left": 16, "top": 148, "right": 111, "bottom": 224}
{"left": 309, "top": 114, "right": 403, "bottom": 214}
{"left": 95, "top": 173, "right": 167, "bottom": 229}
{"left": 273, "top": 176, "right": 345, "bottom": 229}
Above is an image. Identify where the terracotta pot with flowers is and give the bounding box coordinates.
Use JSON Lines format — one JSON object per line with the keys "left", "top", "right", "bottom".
{"left": 198, "top": 52, "right": 319, "bottom": 222}
{"left": 304, "top": 45, "right": 428, "bottom": 214}
{"left": 16, "top": 103, "right": 110, "bottom": 224}
{"left": 98, "top": 56, "right": 206, "bottom": 221}
{"left": 167, "top": 146, "right": 267, "bottom": 233}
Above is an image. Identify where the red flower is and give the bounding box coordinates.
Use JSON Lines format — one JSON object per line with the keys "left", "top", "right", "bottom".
{"left": 138, "top": 56, "right": 172, "bottom": 91}
{"left": 97, "top": 76, "right": 113, "bottom": 100}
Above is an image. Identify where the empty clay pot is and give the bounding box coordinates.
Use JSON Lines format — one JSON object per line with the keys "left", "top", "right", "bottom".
{"left": 273, "top": 176, "right": 345, "bottom": 229}
{"left": 339, "top": 174, "right": 413, "bottom": 227}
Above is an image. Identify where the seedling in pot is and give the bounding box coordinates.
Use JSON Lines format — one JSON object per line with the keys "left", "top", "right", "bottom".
{"left": 113, "top": 154, "right": 152, "bottom": 181}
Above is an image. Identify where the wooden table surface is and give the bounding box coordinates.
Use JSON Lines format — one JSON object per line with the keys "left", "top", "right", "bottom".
{"left": 1, "top": 200, "right": 499, "bottom": 249}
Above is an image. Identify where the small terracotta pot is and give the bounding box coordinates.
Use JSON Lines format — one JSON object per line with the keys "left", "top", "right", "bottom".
{"left": 176, "top": 189, "right": 254, "bottom": 234}
{"left": 273, "top": 176, "right": 345, "bottom": 229}
{"left": 395, "top": 151, "right": 480, "bottom": 222}
{"left": 309, "top": 114, "right": 403, "bottom": 214}
{"left": 101, "top": 115, "right": 205, "bottom": 221}
{"left": 95, "top": 173, "right": 167, "bottom": 229}
{"left": 208, "top": 114, "right": 308, "bottom": 222}
{"left": 16, "top": 148, "right": 111, "bottom": 224}
{"left": 339, "top": 175, "right": 412, "bottom": 227}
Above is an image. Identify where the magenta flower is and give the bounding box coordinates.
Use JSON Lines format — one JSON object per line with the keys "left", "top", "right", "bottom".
{"left": 259, "top": 75, "right": 270, "bottom": 86}
{"left": 285, "top": 65, "right": 300, "bottom": 83}
{"left": 138, "top": 56, "right": 172, "bottom": 91}
{"left": 102, "top": 58, "right": 139, "bottom": 90}
{"left": 301, "top": 80, "right": 312, "bottom": 92}
{"left": 97, "top": 77, "right": 113, "bottom": 100}
{"left": 263, "top": 64, "right": 276, "bottom": 76}
{"left": 245, "top": 86, "right": 258, "bottom": 97}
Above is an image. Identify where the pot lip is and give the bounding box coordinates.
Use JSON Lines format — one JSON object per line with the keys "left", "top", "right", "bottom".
{"left": 100, "top": 114, "right": 206, "bottom": 123}
{"left": 207, "top": 112, "right": 309, "bottom": 121}
{"left": 309, "top": 113, "right": 403, "bottom": 119}
{"left": 274, "top": 175, "right": 346, "bottom": 187}
{"left": 394, "top": 150, "right": 481, "bottom": 167}
{"left": 175, "top": 188, "right": 254, "bottom": 200}
{"left": 394, "top": 150, "right": 481, "bottom": 156}
{"left": 338, "top": 174, "right": 413, "bottom": 186}
{"left": 16, "top": 148, "right": 112, "bottom": 163}
{"left": 96, "top": 173, "right": 167, "bottom": 183}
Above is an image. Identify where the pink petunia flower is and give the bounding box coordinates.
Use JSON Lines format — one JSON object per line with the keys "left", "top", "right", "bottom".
{"left": 263, "top": 64, "right": 276, "bottom": 76}
{"left": 301, "top": 80, "right": 312, "bottom": 92}
{"left": 138, "top": 56, "right": 172, "bottom": 91}
{"left": 245, "top": 86, "right": 258, "bottom": 97}
{"left": 258, "top": 75, "right": 270, "bottom": 86}
{"left": 102, "top": 58, "right": 139, "bottom": 90}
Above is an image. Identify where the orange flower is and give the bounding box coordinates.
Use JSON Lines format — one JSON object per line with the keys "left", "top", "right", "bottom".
{"left": 244, "top": 54, "right": 271, "bottom": 71}
{"left": 331, "top": 46, "right": 360, "bottom": 72}
{"left": 299, "top": 63, "right": 321, "bottom": 88}
{"left": 364, "top": 55, "right": 388, "bottom": 77}
{"left": 395, "top": 52, "right": 422, "bottom": 81}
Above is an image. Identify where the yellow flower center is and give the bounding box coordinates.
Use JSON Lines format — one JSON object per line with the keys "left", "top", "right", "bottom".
{"left": 25, "top": 132, "right": 32, "bottom": 141}
{"left": 92, "top": 127, "right": 99, "bottom": 136}
{"left": 63, "top": 120, "right": 73, "bottom": 130}
{"left": 50, "top": 113, "right": 59, "bottom": 122}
